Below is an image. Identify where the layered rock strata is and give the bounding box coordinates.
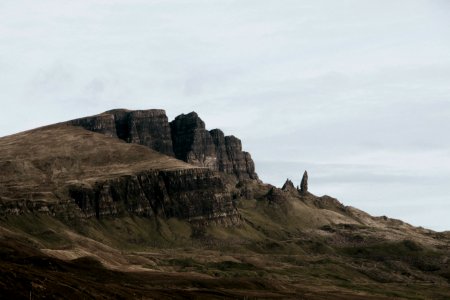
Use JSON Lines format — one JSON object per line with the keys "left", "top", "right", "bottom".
{"left": 170, "top": 112, "right": 217, "bottom": 169}
{"left": 67, "top": 169, "right": 240, "bottom": 226}
{"left": 170, "top": 113, "right": 258, "bottom": 180}
{"left": 68, "top": 109, "right": 174, "bottom": 156}
{"left": 0, "top": 169, "right": 240, "bottom": 226}
{"left": 67, "top": 109, "right": 258, "bottom": 180}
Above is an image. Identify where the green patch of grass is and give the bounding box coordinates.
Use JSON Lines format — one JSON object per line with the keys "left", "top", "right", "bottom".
{"left": 208, "top": 260, "right": 258, "bottom": 271}
{"left": 1, "top": 214, "right": 73, "bottom": 248}
{"left": 166, "top": 257, "right": 201, "bottom": 268}
{"left": 340, "top": 240, "right": 429, "bottom": 261}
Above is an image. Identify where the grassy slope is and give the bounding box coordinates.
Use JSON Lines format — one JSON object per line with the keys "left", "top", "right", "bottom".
{"left": 0, "top": 124, "right": 196, "bottom": 200}
{"left": 1, "top": 194, "right": 450, "bottom": 299}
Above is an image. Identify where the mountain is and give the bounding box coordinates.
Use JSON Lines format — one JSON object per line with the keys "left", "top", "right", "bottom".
{"left": 0, "top": 109, "right": 449, "bottom": 299}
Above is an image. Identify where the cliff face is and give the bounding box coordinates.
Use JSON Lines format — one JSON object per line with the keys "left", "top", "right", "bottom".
{"left": 171, "top": 113, "right": 258, "bottom": 180}
{"left": 170, "top": 112, "right": 218, "bottom": 170}
{"left": 67, "top": 169, "right": 240, "bottom": 226}
{"left": 68, "top": 109, "right": 258, "bottom": 180}
{"left": 68, "top": 113, "right": 118, "bottom": 138}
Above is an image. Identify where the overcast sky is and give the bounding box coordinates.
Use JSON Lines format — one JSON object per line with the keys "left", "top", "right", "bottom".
{"left": 1, "top": 0, "right": 450, "bottom": 231}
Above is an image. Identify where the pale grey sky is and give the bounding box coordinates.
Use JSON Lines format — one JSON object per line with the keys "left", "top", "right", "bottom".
{"left": 1, "top": 0, "right": 450, "bottom": 230}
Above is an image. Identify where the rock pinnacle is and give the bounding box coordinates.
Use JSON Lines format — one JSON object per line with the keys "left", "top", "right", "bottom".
{"left": 300, "top": 171, "right": 308, "bottom": 193}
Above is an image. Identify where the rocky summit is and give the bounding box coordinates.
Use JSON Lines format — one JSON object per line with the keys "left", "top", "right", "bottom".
{"left": 1, "top": 108, "right": 450, "bottom": 299}
{"left": 67, "top": 109, "right": 257, "bottom": 180}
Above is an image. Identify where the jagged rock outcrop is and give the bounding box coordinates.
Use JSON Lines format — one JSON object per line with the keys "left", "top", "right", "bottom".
{"left": 170, "top": 112, "right": 218, "bottom": 169}
{"left": 223, "top": 135, "right": 257, "bottom": 180}
{"left": 281, "top": 179, "right": 297, "bottom": 194}
{"left": 210, "top": 129, "right": 257, "bottom": 179}
{"left": 67, "top": 109, "right": 258, "bottom": 180}
{"left": 300, "top": 171, "right": 308, "bottom": 194}
{"left": 170, "top": 113, "right": 258, "bottom": 180}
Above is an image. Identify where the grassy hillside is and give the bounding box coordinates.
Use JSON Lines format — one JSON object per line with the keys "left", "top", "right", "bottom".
{"left": 1, "top": 125, "right": 450, "bottom": 299}
{"left": 1, "top": 193, "right": 450, "bottom": 299}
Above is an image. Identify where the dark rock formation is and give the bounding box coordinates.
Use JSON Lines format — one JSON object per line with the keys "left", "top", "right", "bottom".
{"left": 281, "top": 179, "right": 296, "bottom": 193}
{"left": 266, "top": 187, "right": 288, "bottom": 204}
{"left": 68, "top": 113, "right": 118, "bottom": 138}
{"left": 124, "top": 110, "right": 174, "bottom": 156}
{"left": 170, "top": 113, "right": 258, "bottom": 180}
{"left": 67, "top": 109, "right": 258, "bottom": 180}
{"left": 67, "top": 168, "right": 240, "bottom": 226}
{"left": 1, "top": 169, "right": 240, "bottom": 226}
{"left": 300, "top": 171, "right": 308, "bottom": 194}
{"left": 210, "top": 129, "right": 230, "bottom": 172}
{"left": 170, "top": 112, "right": 218, "bottom": 169}
{"left": 67, "top": 109, "right": 174, "bottom": 156}
{"left": 224, "top": 135, "right": 258, "bottom": 180}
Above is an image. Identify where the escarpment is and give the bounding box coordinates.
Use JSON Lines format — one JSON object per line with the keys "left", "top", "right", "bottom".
{"left": 0, "top": 125, "right": 239, "bottom": 225}
{"left": 67, "top": 169, "right": 240, "bottom": 226}
{"left": 66, "top": 109, "right": 258, "bottom": 180}
{"left": 170, "top": 113, "right": 257, "bottom": 180}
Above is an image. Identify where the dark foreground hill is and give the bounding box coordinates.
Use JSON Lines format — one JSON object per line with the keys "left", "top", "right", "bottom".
{"left": 0, "top": 109, "right": 450, "bottom": 299}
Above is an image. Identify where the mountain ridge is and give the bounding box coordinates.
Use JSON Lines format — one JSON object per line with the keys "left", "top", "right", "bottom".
{"left": 0, "top": 109, "right": 449, "bottom": 299}
{"left": 66, "top": 109, "right": 258, "bottom": 180}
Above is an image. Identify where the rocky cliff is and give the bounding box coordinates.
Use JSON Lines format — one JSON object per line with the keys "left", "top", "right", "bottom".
{"left": 171, "top": 112, "right": 258, "bottom": 180}
{"left": 170, "top": 112, "right": 217, "bottom": 169}
{"left": 67, "top": 109, "right": 258, "bottom": 180}
{"left": 67, "top": 168, "right": 239, "bottom": 226}
{"left": 0, "top": 125, "right": 240, "bottom": 226}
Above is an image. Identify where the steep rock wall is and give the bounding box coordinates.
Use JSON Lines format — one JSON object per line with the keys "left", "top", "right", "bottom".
{"left": 171, "top": 113, "right": 258, "bottom": 180}
{"left": 170, "top": 112, "right": 218, "bottom": 170}
{"left": 67, "top": 109, "right": 258, "bottom": 180}
{"left": 69, "top": 168, "right": 241, "bottom": 225}
{"left": 0, "top": 169, "right": 240, "bottom": 226}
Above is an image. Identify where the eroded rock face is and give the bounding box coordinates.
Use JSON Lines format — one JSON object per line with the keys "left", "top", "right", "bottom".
{"left": 68, "top": 114, "right": 118, "bottom": 138}
{"left": 125, "top": 110, "right": 174, "bottom": 156}
{"left": 68, "top": 168, "right": 240, "bottom": 225}
{"left": 281, "top": 179, "right": 297, "bottom": 194}
{"left": 210, "top": 129, "right": 258, "bottom": 179}
{"left": 171, "top": 113, "right": 258, "bottom": 180}
{"left": 1, "top": 169, "right": 240, "bottom": 226}
{"left": 170, "top": 112, "right": 218, "bottom": 169}
{"left": 67, "top": 109, "right": 258, "bottom": 180}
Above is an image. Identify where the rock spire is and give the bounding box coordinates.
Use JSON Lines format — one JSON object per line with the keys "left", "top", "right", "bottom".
{"left": 300, "top": 171, "right": 308, "bottom": 194}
